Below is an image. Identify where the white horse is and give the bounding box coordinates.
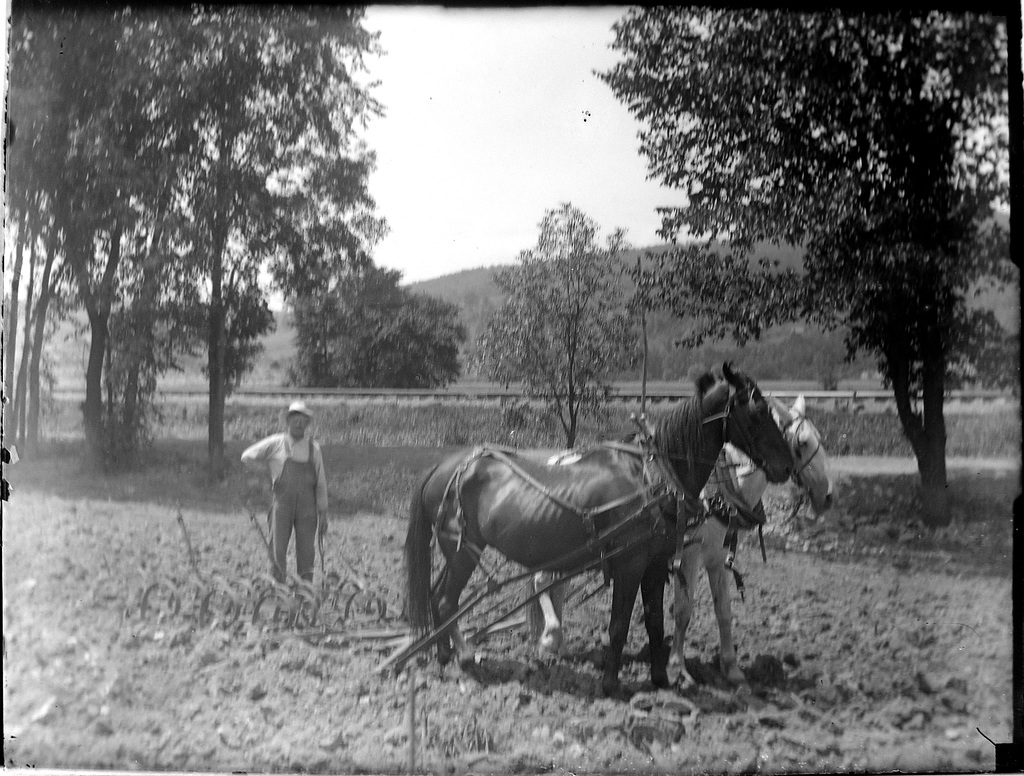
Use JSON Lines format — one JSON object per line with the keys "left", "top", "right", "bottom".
{"left": 528, "top": 395, "right": 833, "bottom": 688}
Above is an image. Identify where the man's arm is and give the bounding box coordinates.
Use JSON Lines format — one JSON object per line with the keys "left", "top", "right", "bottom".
{"left": 241, "top": 434, "right": 280, "bottom": 470}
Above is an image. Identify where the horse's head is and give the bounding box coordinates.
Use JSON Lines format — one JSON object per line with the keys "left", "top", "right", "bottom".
{"left": 719, "top": 362, "right": 793, "bottom": 483}
{"left": 771, "top": 395, "right": 834, "bottom": 514}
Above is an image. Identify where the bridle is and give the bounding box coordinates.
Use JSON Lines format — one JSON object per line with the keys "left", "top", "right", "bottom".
{"left": 704, "top": 387, "right": 777, "bottom": 475}
{"left": 785, "top": 415, "right": 822, "bottom": 488}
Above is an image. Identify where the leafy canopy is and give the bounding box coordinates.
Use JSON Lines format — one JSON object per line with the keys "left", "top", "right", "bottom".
{"left": 290, "top": 265, "right": 467, "bottom": 390}
{"left": 601, "top": 9, "right": 1013, "bottom": 391}
{"left": 479, "top": 203, "right": 639, "bottom": 446}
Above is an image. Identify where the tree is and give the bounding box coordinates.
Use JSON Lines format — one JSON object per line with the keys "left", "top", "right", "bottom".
{"left": 7, "top": 8, "right": 137, "bottom": 464}
{"left": 290, "top": 264, "right": 466, "bottom": 389}
{"left": 479, "top": 204, "right": 639, "bottom": 447}
{"left": 601, "top": 10, "right": 1012, "bottom": 525}
{"left": 363, "top": 293, "right": 466, "bottom": 389}
{"left": 150, "top": 6, "right": 385, "bottom": 479}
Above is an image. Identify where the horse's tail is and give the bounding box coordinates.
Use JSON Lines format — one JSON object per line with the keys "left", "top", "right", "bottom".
{"left": 405, "top": 463, "right": 440, "bottom": 636}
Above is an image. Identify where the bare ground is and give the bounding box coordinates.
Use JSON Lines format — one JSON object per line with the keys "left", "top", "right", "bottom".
{"left": 2, "top": 459, "right": 1016, "bottom": 775}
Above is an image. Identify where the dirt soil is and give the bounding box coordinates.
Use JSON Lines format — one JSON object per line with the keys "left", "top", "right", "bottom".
{"left": 3, "top": 460, "right": 1016, "bottom": 774}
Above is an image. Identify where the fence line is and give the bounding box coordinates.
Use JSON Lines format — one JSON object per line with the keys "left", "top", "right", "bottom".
{"left": 51, "top": 385, "right": 1013, "bottom": 407}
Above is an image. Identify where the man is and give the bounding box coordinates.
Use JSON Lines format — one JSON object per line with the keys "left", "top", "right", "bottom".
{"left": 241, "top": 400, "right": 328, "bottom": 583}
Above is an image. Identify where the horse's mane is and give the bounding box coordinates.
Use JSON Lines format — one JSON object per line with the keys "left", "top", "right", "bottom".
{"left": 651, "top": 373, "right": 728, "bottom": 487}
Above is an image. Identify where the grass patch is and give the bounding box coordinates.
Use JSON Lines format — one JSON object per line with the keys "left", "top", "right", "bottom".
{"left": 10, "top": 439, "right": 450, "bottom": 519}
{"left": 34, "top": 397, "right": 1021, "bottom": 457}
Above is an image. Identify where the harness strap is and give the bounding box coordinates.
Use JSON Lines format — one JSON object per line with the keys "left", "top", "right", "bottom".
{"left": 443, "top": 444, "right": 667, "bottom": 542}
{"left": 713, "top": 489, "right": 766, "bottom": 532}
{"left": 485, "top": 447, "right": 585, "bottom": 513}
{"left": 728, "top": 563, "right": 746, "bottom": 602}
{"left": 721, "top": 525, "right": 744, "bottom": 601}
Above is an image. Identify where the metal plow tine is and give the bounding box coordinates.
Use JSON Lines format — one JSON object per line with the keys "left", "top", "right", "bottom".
{"left": 376, "top": 585, "right": 492, "bottom": 675}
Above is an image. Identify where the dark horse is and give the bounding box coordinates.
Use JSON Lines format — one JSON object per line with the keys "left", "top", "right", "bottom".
{"left": 404, "top": 363, "right": 793, "bottom": 696}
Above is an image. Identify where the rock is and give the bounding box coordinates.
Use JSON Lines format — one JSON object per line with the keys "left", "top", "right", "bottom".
{"left": 197, "top": 649, "right": 220, "bottom": 668}
{"left": 903, "top": 711, "right": 928, "bottom": 731}
{"left": 886, "top": 698, "right": 932, "bottom": 729}
{"left": 915, "top": 670, "right": 939, "bottom": 694}
{"left": 945, "top": 676, "right": 968, "bottom": 695}
{"left": 940, "top": 692, "right": 969, "bottom": 714}
{"left": 782, "top": 652, "right": 799, "bottom": 668}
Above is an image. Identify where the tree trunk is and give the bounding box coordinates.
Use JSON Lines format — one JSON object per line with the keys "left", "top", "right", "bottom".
{"left": 82, "top": 309, "right": 109, "bottom": 468}
{"left": 13, "top": 332, "right": 31, "bottom": 444}
{"left": 207, "top": 217, "right": 228, "bottom": 482}
{"left": 27, "top": 235, "right": 59, "bottom": 450}
{"left": 889, "top": 336, "right": 951, "bottom": 527}
{"left": 4, "top": 211, "right": 26, "bottom": 441}
{"left": 916, "top": 339, "right": 950, "bottom": 527}
{"left": 77, "top": 224, "right": 123, "bottom": 470}
{"left": 14, "top": 232, "right": 38, "bottom": 445}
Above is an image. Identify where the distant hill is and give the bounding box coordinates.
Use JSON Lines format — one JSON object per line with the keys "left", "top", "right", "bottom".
{"left": 43, "top": 236, "right": 1015, "bottom": 391}
{"left": 404, "top": 244, "right": 863, "bottom": 385}
{"left": 407, "top": 240, "right": 1017, "bottom": 386}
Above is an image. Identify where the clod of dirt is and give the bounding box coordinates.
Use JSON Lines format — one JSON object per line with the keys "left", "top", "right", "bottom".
{"left": 747, "top": 654, "right": 787, "bottom": 687}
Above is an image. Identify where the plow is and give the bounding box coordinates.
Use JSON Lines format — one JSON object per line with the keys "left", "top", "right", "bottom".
{"left": 135, "top": 508, "right": 398, "bottom": 638}
{"left": 131, "top": 505, "right": 606, "bottom": 653}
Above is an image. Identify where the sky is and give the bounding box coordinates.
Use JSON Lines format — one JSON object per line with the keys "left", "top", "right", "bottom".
{"left": 359, "top": 6, "right": 689, "bottom": 284}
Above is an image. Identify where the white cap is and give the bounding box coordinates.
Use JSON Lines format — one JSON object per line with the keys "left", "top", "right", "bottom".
{"left": 287, "top": 400, "right": 313, "bottom": 419}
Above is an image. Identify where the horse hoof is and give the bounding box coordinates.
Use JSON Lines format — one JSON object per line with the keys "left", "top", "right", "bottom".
{"left": 675, "top": 668, "right": 697, "bottom": 692}
{"left": 538, "top": 630, "right": 563, "bottom": 657}
{"left": 721, "top": 662, "right": 746, "bottom": 685}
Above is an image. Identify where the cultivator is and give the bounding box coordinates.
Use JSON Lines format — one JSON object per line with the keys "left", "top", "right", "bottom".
{"left": 135, "top": 509, "right": 398, "bottom": 639}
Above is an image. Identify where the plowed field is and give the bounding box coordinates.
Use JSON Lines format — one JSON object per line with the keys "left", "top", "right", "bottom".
{"left": 3, "top": 455, "right": 1015, "bottom": 774}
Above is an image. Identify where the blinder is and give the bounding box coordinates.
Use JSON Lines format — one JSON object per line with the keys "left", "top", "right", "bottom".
{"left": 787, "top": 416, "right": 822, "bottom": 488}
{"left": 716, "top": 383, "right": 775, "bottom": 474}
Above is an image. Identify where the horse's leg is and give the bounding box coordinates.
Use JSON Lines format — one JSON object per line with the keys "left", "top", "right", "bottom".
{"left": 529, "top": 571, "right": 564, "bottom": 656}
{"left": 703, "top": 521, "right": 745, "bottom": 684}
{"left": 603, "top": 560, "right": 643, "bottom": 698}
{"left": 433, "top": 543, "right": 479, "bottom": 666}
{"left": 669, "top": 539, "right": 702, "bottom": 690}
{"left": 640, "top": 554, "right": 670, "bottom": 688}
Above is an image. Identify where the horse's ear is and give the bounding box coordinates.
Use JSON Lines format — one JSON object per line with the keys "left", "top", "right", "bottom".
{"left": 722, "top": 361, "right": 745, "bottom": 392}
{"left": 770, "top": 396, "right": 794, "bottom": 425}
{"left": 695, "top": 372, "right": 717, "bottom": 396}
{"left": 792, "top": 395, "right": 807, "bottom": 418}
